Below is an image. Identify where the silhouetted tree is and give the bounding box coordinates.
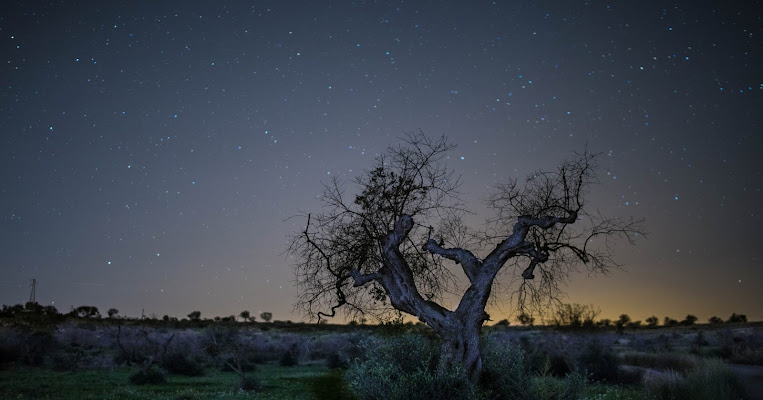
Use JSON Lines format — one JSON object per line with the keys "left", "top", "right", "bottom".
{"left": 552, "top": 303, "right": 600, "bottom": 328}
{"left": 74, "top": 305, "right": 100, "bottom": 318}
{"left": 42, "top": 305, "right": 58, "bottom": 316}
{"left": 517, "top": 312, "right": 535, "bottom": 326}
{"left": 645, "top": 315, "right": 659, "bottom": 327}
{"left": 288, "top": 132, "right": 642, "bottom": 382}
{"left": 597, "top": 318, "right": 612, "bottom": 328}
{"left": 615, "top": 314, "right": 631, "bottom": 332}
{"left": 24, "top": 301, "right": 44, "bottom": 314}
{"left": 188, "top": 311, "right": 201, "bottom": 321}
{"left": 664, "top": 316, "right": 679, "bottom": 326}
{"left": 108, "top": 308, "right": 119, "bottom": 319}
{"left": 259, "top": 312, "right": 272, "bottom": 323}
{"left": 727, "top": 313, "right": 747, "bottom": 323}
{"left": 681, "top": 314, "right": 698, "bottom": 325}
{"left": 708, "top": 316, "right": 723, "bottom": 324}
{"left": 239, "top": 310, "right": 250, "bottom": 322}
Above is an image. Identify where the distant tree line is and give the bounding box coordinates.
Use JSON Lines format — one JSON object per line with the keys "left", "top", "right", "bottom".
{"left": 0, "top": 302, "right": 277, "bottom": 326}
{"left": 0, "top": 300, "right": 749, "bottom": 329}
{"left": 496, "top": 303, "right": 749, "bottom": 330}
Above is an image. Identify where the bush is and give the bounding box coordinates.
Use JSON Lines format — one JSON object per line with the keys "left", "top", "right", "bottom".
{"left": 19, "top": 330, "right": 56, "bottom": 366}
{"left": 49, "top": 346, "right": 87, "bottom": 371}
{"left": 530, "top": 371, "right": 588, "bottom": 400}
{"left": 0, "top": 345, "right": 19, "bottom": 368}
{"left": 576, "top": 339, "right": 619, "bottom": 382}
{"left": 279, "top": 344, "right": 299, "bottom": 367}
{"left": 480, "top": 339, "right": 531, "bottom": 399}
{"left": 345, "top": 335, "right": 476, "bottom": 400}
{"left": 236, "top": 376, "right": 261, "bottom": 392}
{"left": 644, "top": 359, "right": 746, "bottom": 400}
{"left": 162, "top": 352, "right": 204, "bottom": 376}
{"left": 129, "top": 367, "right": 166, "bottom": 385}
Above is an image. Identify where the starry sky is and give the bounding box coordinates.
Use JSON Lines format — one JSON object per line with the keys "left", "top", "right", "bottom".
{"left": 1, "top": 1, "right": 761, "bottom": 323}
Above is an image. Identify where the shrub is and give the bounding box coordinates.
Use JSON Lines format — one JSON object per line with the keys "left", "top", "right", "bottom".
{"left": 162, "top": 352, "right": 204, "bottom": 376}
{"left": 279, "top": 344, "right": 299, "bottom": 367}
{"left": 576, "top": 339, "right": 619, "bottom": 382}
{"left": 680, "top": 359, "right": 747, "bottom": 400}
{"left": 19, "top": 330, "right": 56, "bottom": 366}
{"left": 0, "top": 345, "right": 18, "bottom": 370}
{"left": 326, "top": 351, "right": 345, "bottom": 369}
{"left": 644, "top": 359, "right": 746, "bottom": 400}
{"left": 480, "top": 339, "right": 531, "bottom": 399}
{"left": 236, "top": 376, "right": 261, "bottom": 392}
{"left": 129, "top": 367, "right": 166, "bottom": 385}
{"left": 530, "top": 371, "right": 588, "bottom": 400}
{"left": 49, "top": 345, "right": 88, "bottom": 371}
{"left": 345, "top": 335, "right": 476, "bottom": 400}
{"left": 643, "top": 369, "right": 683, "bottom": 400}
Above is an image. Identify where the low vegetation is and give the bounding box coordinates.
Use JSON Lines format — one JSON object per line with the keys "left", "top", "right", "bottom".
{"left": 0, "top": 314, "right": 758, "bottom": 399}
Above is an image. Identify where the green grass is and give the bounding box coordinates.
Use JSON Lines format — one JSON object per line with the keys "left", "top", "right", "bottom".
{"left": 583, "top": 383, "right": 651, "bottom": 400}
{"left": 0, "top": 363, "right": 354, "bottom": 400}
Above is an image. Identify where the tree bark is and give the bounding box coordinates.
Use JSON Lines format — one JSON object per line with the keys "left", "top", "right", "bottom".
{"left": 437, "top": 318, "right": 484, "bottom": 382}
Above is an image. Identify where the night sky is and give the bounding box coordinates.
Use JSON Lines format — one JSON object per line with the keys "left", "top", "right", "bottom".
{"left": 1, "top": 1, "right": 761, "bottom": 323}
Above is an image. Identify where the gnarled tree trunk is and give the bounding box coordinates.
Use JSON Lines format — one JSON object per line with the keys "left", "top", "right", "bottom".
{"left": 437, "top": 319, "right": 484, "bottom": 382}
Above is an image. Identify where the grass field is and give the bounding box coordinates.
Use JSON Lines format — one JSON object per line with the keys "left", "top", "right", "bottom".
{"left": 0, "top": 362, "right": 657, "bottom": 400}
{"left": 0, "top": 364, "right": 354, "bottom": 400}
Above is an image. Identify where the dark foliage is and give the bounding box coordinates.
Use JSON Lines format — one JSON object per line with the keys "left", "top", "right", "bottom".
{"left": 0, "top": 345, "right": 18, "bottom": 370}
{"left": 279, "top": 344, "right": 299, "bottom": 367}
{"left": 576, "top": 339, "right": 620, "bottom": 383}
{"left": 727, "top": 313, "right": 747, "bottom": 323}
{"left": 129, "top": 367, "right": 166, "bottom": 385}
{"left": 480, "top": 340, "right": 531, "bottom": 399}
{"left": 345, "top": 335, "right": 475, "bottom": 400}
{"left": 19, "top": 330, "right": 56, "bottom": 366}
{"left": 236, "top": 376, "right": 262, "bottom": 392}
{"left": 162, "top": 352, "right": 204, "bottom": 376}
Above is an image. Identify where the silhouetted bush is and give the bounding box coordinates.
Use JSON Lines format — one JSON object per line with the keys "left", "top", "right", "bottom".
{"left": 576, "top": 339, "right": 619, "bottom": 382}
{"left": 279, "top": 344, "right": 299, "bottom": 367}
{"left": 326, "top": 352, "right": 345, "bottom": 369}
{"left": 162, "top": 352, "right": 204, "bottom": 376}
{"left": 0, "top": 345, "right": 18, "bottom": 370}
{"left": 48, "top": 345, "right": 89, "bottom": 371}
{"left": 681, "top": 314, "right": 698, "bottom": 325}
{"left": 727, "top": 313, "right": 747, "bottom": 323}
{"left": 19, "top": 330, "right": 56, "bottom": 366}
{"left": 236, "top": 376, "right": 261, "bottom": 392}
{"left": 129, "top": 367, "right": 166, "bottom": 385}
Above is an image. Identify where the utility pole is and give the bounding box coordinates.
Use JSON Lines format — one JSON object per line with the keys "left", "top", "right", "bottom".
{"left": 29, "top": 278, "right": 37, "bottom": 303}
